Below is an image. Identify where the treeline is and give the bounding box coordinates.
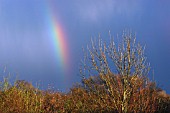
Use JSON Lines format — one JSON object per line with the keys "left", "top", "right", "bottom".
{"left": 0, "top": 32, "right": 169, "bottom": 113}
{"left": 0, "top": 76, "right": 169, "bottom": 113}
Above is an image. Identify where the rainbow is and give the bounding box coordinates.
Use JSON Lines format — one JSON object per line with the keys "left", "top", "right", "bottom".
{"left": 45, "top": 2, "right": 69, "bottom": 74}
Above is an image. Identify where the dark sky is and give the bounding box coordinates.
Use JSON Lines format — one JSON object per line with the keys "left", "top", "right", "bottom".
{"left": 0, "top": 0, "right": 170, "bottom": 93}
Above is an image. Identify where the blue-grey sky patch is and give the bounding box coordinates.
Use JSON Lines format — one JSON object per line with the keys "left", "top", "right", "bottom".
{"left": 0, "top": 0, "right": 169, "bottom": 93}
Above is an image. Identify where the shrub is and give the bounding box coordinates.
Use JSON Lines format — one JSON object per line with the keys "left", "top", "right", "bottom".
{"left": 0, "top": 79, "right": 43, "bottom": 113}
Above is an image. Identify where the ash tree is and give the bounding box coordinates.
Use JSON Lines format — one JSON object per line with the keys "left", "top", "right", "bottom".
{"left": 79, "top": 31, "right": 158, "bottom": 113}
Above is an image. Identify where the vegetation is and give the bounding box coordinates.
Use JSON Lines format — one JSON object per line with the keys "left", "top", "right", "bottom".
{"left": 0, "top": 32, "right": 170, "bottom": 113}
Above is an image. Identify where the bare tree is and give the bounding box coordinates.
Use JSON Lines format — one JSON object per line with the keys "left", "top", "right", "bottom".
{"left": 80, "top": 31, "right": 150, "bottom": 78}
{"left": 79, "top": 31, "right": 157, "bottom": 113}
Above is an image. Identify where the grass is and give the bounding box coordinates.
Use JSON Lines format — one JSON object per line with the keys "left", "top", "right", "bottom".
{"left": 0, "top": 75, "right": 169, "bottom": 113}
